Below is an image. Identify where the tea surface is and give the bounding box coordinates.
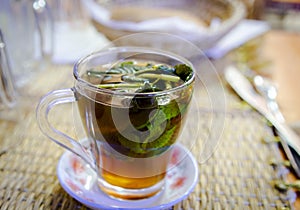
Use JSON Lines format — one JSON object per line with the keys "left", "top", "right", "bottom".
{"left": 84, "top": 60, "right": 193, "bottom": 93}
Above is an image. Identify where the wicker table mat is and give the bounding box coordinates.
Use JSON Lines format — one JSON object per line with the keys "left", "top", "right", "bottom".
{"left": 0, "top": 64, "right": 296, "bottom": 209}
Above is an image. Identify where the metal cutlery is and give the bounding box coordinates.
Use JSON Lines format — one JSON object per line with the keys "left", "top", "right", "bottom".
{"left": 225, "top": 66, "right": 300, "bottom": 177}
{"left": 253, "top": 74, "right": 300, "bottom": 178}
{"left": 253, "top": 75, "right": 285, "bottom": 122}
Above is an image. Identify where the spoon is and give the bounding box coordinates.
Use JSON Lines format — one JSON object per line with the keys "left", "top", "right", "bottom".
{"left": 253, "top": 75, "right": 300, "bottom": 177}
{"left": 253, "top": 75, "right": 285, "bottom": 122}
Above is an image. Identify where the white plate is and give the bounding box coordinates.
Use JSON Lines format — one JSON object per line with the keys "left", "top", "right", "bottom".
{"left": 57, "top": 144, "right": 198, "bottom": 210}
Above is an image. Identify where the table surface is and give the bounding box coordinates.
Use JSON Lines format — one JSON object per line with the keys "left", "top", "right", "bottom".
{"left": 0, "top": 29, "right": 299, "bottom": 209}
{"left": 261, "top": 30, "right": 300, "bottom": 124}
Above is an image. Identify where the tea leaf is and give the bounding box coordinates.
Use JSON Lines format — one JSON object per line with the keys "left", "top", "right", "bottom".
{"left": 137, "top": 73, "right": 180, "bottom": 82}
{"left": 96, "top": 83, "right": 143, "bottom": 89}
{"left": 174, "top": 64, "right": 193, "bottom": 81}
{"left": 117, "top": 99, "right": 181, "bottom": 155}
{"left": 143, "top": 125, "right": 177, "bottom": 150}
{"left": 117, "top": 134, "right": 145, "bottom": 154}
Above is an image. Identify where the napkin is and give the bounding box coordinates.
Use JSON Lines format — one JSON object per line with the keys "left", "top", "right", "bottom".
{"left": 52, "top": 22, "right": 110, "bottom": 64}
{"left": 205, "top": 19, "right": 271, "bottom": 59}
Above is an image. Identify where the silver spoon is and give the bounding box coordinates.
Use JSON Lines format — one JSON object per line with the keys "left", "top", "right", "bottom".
{"left": 254, "top": 75, "right": 285, "bottom": 122}
{"left": 254, "top": 75, "right": 300, "bottom": 178}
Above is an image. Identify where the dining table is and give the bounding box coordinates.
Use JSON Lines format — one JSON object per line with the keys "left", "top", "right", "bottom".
{"left": 0, "top": 25, "right": 299, "bottom": 209}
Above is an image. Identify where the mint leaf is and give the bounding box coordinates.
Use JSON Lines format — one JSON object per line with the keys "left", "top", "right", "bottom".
{"left": 174, "top": 64, "right": 193, "bottom": 82}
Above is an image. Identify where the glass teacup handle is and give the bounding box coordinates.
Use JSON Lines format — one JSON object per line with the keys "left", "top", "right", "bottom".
{"left": 36, "top": 88, "right": 96, "bottom": 170}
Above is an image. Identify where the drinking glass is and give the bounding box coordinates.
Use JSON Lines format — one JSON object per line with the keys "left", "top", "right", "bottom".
{"left": 36, "top": 46, "right": 195, "bottom": 199}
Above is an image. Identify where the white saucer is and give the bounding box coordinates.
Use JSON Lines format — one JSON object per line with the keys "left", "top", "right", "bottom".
{"left": 57, "top": 144, "right": 198, "bottom": 210}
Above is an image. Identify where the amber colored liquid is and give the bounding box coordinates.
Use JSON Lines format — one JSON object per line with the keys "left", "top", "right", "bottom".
{"left": 102, "top": 169, "right": 165, "bottom": 189}
{"left": 98, "top": 146, "right": 171, "bottom": 188}
{"left": 99, "top": 185, "right": 160, "bottom": 200}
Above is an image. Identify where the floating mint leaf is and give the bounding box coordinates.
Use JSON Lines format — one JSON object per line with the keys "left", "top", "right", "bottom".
{"left": 143, "top": 125, "right": 177, "bottom": 151}
{"left": 120, "top": 61, "right": 134, "bottom": 66}
{"left": 129, "top": 87, "right": 159, "bottom": 128}
{"left": 132, "top": 86, "right": 159, "bottom": 108}
{"left": 160, "top": 99, "right": 181, "bottom": 120}
{"left": 117, "top": 133, "right": 145, "bottom": 154}
{"left": 139, "top": 99, "right": 181, "bottom": 149}
{"left": 174, "top": 64, "right": 193, "bottom": 82}
{"left": 120, "top": 97, "right": 181, "bottom": 156}
{"left": 155, "top": 64, "right": 174, "bottom": 72}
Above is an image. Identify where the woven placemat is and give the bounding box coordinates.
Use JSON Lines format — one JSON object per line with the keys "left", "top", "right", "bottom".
{"left": 0, "top": 65, "right": 296, "bottom": 209}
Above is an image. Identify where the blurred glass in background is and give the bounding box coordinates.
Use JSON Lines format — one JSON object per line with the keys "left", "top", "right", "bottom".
{"left": 0, "top": 0, "right": 53, "bottom": 87}
{"left": 46, "top": 0, "right": 88, "bottom": 27}
{"left": 45, "top": 0, "right": 109, "bottom": 64}
{"left": 0, "top": 29, "right": 17, "bottom": 110}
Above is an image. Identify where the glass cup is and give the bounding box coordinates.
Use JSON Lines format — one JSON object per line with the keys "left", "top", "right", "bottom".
{"left": 36, "top": 46, "right": 195, "bottom": 199}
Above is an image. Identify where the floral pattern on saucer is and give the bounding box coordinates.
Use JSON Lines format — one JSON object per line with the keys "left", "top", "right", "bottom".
{"left": 57, "top": 144, "right": 198, "bottom": 210}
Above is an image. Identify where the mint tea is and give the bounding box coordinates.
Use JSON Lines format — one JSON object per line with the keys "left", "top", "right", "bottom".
{"left": 76, "top": 54, "right": 194, "bottom": 199}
